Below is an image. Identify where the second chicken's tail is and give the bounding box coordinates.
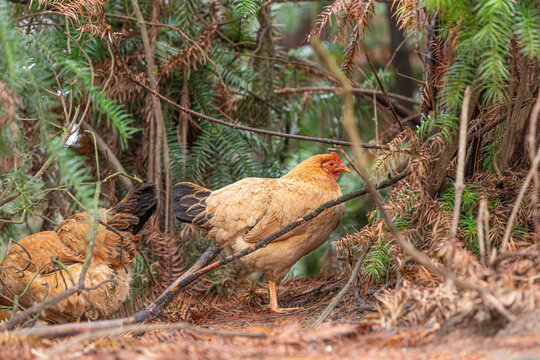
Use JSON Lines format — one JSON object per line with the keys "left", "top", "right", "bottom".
{"left": 172, "top": 182, "right": 212, "bottom": 228}
{"left": 109, "top": 182, "right": 157, "bottom": 234}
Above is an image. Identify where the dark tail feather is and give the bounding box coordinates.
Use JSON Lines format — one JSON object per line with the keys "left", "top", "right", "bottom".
{"left": 110, "top": 182, "right": 157, "bottom": 234}
{"left": 172, "top": 182, "right": 211, "bottom": 227}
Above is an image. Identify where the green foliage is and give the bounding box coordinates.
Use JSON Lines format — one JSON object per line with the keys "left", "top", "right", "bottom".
{"left": 422, "top": 0, "right": 540, "bottom": 109}
{"left": 439, "top": 184, "right": 479, "bottom": 212}
{"left": 481, "top": 123, "right": 505, "bottom": 172}
{"left": 50, "top": 138, "right": 98, "bottom": 211}
{"left": 0, "top": 5, "right": 100, "bottom": 241}
{"left": 231, "top": 0, "right": 263, "bottom": 18}
{"left": 416, "top": 113, "right": 459, "bottom": 151}
{"left": 362, "top": 240, "right": 392, "bottom": 281}
{"left": 515, "top": 2, "right": 540, "bottom": 59}
{"left": 186, "top": 123, "right": 275, "bottom": 189}
{"left": 459, "top": 213, "right": 479, "bottom": 255}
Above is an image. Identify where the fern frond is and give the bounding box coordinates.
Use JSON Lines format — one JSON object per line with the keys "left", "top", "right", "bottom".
{"left": 362, "top": 240, "right": 392, "bottom": 281}
{"left": 514, "top": 3, "right": 540, "bottom": 60}
{"left": 231, "top": 0, "right": 262, "bottom": 18}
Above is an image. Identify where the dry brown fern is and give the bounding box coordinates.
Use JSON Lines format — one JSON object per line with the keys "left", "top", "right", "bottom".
{"left": 161, "top": 25, "right": 218, "bottom": 76}
{"left": 309, "top": 0, "right": 375, "bottom": 78}
{"left": 309, "top": 0, "right": 353, "bottom": 41}
{"left": 377, "top": 242, "right": 540, "bottom": 329}
{"left": 37, "top": 0, "right": 111, "bottom": 37}
{"left": 392, "top": 0, "right": 427, "bottom": 33}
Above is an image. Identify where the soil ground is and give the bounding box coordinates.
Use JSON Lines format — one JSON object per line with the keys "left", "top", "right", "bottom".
{"left": 1, "top": 276, "right": 539, "bottom": 359}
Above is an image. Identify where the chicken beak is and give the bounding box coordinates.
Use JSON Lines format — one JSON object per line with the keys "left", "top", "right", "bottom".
{"left": 338, "top": 166, "right": 351, "bottom": 173}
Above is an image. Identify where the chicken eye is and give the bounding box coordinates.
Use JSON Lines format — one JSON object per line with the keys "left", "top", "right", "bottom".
{"left": 328, "top": 162, "right": 335, "bottom": 166}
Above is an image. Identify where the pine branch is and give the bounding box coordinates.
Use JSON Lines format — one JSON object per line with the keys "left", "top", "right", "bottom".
{"left": 112, "top": 48, "right": 385, "bottom": 150}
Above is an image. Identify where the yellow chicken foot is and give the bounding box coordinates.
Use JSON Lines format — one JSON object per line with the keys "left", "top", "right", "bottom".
{"left": 268, "top": 280, "right": 301, "bottom": 313}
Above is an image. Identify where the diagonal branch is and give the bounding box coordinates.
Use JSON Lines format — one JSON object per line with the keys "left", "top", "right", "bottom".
{"left": 275, "top": 86, "right": 420, "bottom": 105}
{"left": 81, "top": 121, "right": 134, "bottom": 191}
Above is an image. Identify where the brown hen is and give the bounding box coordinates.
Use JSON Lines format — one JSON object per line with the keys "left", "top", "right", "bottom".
{"left": 0, "top": 183, "right": 156, "bottom": 323}
{"left": 173, "top": 153, "right": 350, "bottom": 312}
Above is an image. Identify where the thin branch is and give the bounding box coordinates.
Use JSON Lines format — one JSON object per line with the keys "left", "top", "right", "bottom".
{"left": 500, "top": 145, "right": 540, "bottom": 253}
{"left": 113, "top": 52, "right": 384, "bottom": 150}
{"left": 105, "top": 13, "right": 225, "bottom": 89}
{"left": 477, "top": 198, "right": 488, "bottom": 267}
{"left": 491, "top": 244, "right": 540, "bottom": 269}
{"left": 0, "top": 194, "right": 20, "bottom": 209}
{"left": 527, "top": 94, "right": 540, "bottom": 239}
{"left": 129, "top": 0, "right": 167, "bottom": 230}
{"left": 274, "top": 86, "right": 419, "bottom": 105}
{"left": 360, "top": 39, "right": 404, "bottom": 131}
{"left": 81, "top": 121, "right": 134, "bottom": 191}
{"left": 449, "top": 86, "right": 472, "bottom": 241}
{"left": 22, "top": 323, "right": 265, "bottom": 359}
{"left": 315, "top": 248, "right": 368, "bottom": 325}
{"left": 41, "top": 322, "right": 265, "bottom": 357}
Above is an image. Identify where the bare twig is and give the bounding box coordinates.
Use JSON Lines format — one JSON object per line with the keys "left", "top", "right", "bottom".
{"left": 315, "top": 248, "right": 368, "bottom": 325}
{"left": 0, "top": 194, "right": 20, "bottom": 209}
{"left": 81, "top": 120, "right": 133, "bottom": 191}
{"left": 500, "top": 146, "right": 540, "bottom": 253}
{"left": 527, "top": 94, "right": 540, "bottom": 238}
{"left": 477, "top": 198, "right": 488, "bottom": 267}
{"left": 128, "top": 0, "right": 169, "bottom": 230}
{"left": 491, "top": 244, "right": 540, "bottom": 269}
{"left": 111, "top": 42, "right": 383, "bottom": 151}
{"left": 360, "top": 39, "right": 404, "bottom": 131}
{"left": 105, "top": 13, "right": 225, "bottom": 89}
{"left": 274, "top": 86, "right": 419, "bottom": 105}
{"left": 81, "top": 121, "right": 134, "bottom": 191}
{"left": 41, "top": 322, "right": 265, "bottom": 358}
{"left": 33, "top": 34, "right": 93, "bottom": 180}
{"left": 449, "top": 86, "right": 472, "bottom": 241}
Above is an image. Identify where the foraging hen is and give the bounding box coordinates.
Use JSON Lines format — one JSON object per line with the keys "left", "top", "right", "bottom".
{"left": 0, "top": 183, "right": 156, "bottom": 323}
{"left": 173, "top": 153, "right": 350, "bottom": 312}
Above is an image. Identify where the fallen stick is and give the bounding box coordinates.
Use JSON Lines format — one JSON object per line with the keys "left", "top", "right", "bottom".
{"left": 42, "top": 322, "right": 266, "bottom": 358}
{"left": 315, "top": 248, "right": 368, "bottom": 325}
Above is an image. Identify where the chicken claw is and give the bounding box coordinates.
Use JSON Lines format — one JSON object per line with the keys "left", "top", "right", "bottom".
{"left": 268, "top": 280, "right": 302, "bottom": 313}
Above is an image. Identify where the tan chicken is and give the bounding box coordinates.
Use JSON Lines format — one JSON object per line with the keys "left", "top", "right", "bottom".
{"left": 0, "top": 183, "right": 156, "bottom": 323}
{"left": 173, "top": 153, "right": 350, "bottom": 312}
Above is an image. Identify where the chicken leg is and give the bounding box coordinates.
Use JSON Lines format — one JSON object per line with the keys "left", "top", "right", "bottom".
{"left": 268, "top": 280, "right": 301, "bottom": 313}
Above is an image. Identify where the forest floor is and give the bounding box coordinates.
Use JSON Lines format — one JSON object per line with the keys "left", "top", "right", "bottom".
{"left": 1, "top": 276, "right": 540, "bottom": 360}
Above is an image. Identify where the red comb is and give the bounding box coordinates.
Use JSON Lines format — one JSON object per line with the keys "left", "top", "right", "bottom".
{"left": 330, "top": 152, "right": 343, "bottom": 164}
